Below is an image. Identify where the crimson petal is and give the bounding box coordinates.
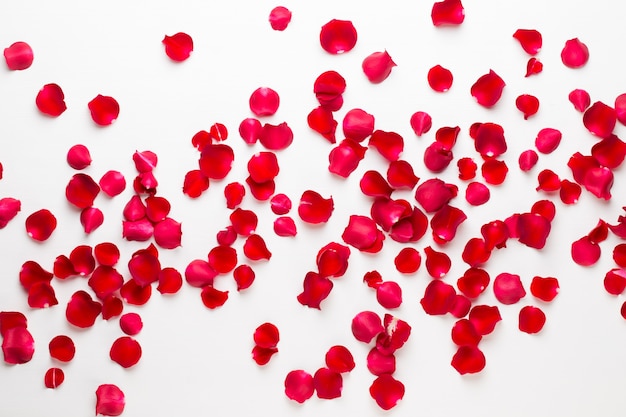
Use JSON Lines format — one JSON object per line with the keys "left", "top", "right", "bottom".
{"left": 36, "top": 83, "right": 66, "bottom": 117}
{"left": 162, "top": 32, "right": 193, "bottom": 61}
{"left": 320, "top": 19, "right": 357, "bottom": 54}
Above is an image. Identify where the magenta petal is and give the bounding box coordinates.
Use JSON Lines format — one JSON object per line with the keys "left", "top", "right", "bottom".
{"left": 362, "top": 51, "right": 396, "bottom": 83}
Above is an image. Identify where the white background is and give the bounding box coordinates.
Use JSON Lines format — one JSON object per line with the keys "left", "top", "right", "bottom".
{"left": 1, "top": 0, "right": 626, "bottom": 416}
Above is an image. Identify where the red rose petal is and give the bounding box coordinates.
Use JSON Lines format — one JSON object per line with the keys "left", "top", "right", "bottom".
{"left": 208, "top": 245, "right": 238, "bottom": 273}
{"left": 376, "top": 281, "right": 402, "bottom": 309}
{"left": 208, "top": 123, "right": 228, "bottom": 142}
{"left": 243, "top": 234, "right": 272, "bottom": 261}
{"left": 451, "top": 345, "right": 486, "bottom": 374}
{"left": 259, "top": 122, "right": 294, "bottom": 150}
{"left": 569, "top": 89, "right": 591, "bottom": 112}
{"left": 535, "top": 128, "right": 562, "bottom": 154}
{"left": 387, "top": 160, "right": 419, "bottom": 189}
{"left": 2, "top": 326, "right": 35, "bottom": 364}
{"left": 517, "top": 212, "right": 551, "bottom": 249}
{"left": 185, "top": 260, "right": 217, "bottom": 288}
{"left": 88, "top": 95, "right": 119, "bottom": 126}
{"left": 298, "top": 190, "right": 334, "bottom": 224}
{"left": 80, "top": 207, "right": 104, "bottom": 233}
{"left": 233, "top": 264, "right": 255, "bottom": 291}
{"left": 410, "top": 111, "right": 432, "bottom": 137}
{"left": 431, "top": 0, "right": 465, "bottom": 26}
{"left": 428, "top": 65, "right": 453, "bottom": 92}
{"left": 518, "top": 306, "right": 546, "bottom": 334}
{"left": 122, "top": 218, "right": 154, "bottom": 242}
{"left": 128, "top": 249, "right": 161, "bottom": 287}
{"left": 28, "top": 281, "right": 58, "bottom": 308}
{"left": 423, "top": 141, "right": 453, "bottom": 173}
{"left": 474, "top": 122, "right": 507, "bottom": 158}
{"left": 19, "top": 260, "right": 53, "bottom": 291}
{"left": 452, "top": 319, "right": 482, "bottom": 346}
{"left": 457, "top": 157, "right": 477, "bottom": 181}
{"left": 369, "top": 374, "right": 405, "bottom": 410}
{"left": 145, "top": 196, "right": 170, "bottom": 223}
{"left": 284, "top": 370, "right": 314, "bottom": 403}
{"left": 414, "top": 178, "right": 457, "bottom": 213}
{"left": 99, "top": 171, "right": 126, "bottom": 197}
{"left": 49, "top": 335, "right": 75, "bottom": 362}
{"left": 343, "top": 108, "right": 375, "bottom": 142}
{"left": 394, "top": 247, "right": 421, "bottom": 274}
{"left": 95, "top": 384, "right": 125, "bottom": 416}
{"left": 571, "top": 236, "right": 601, "bottom": 266}
{"left": 316, "top": 242, "right": 350, "bottom": 278}
{"left": 121, "top": 278, "right": 152, "bottom": 305}
{"left": 362, "top": 50, "right": 396, "bottom": 84}
{"left": 615, "top": 93, "right": 626, "bottom": 125}
{"left": 530, "top": 276, "right": 559, "bottom": 302}
{"left": 249, "top": 87, "right": 280, "bottom": 116}
{"left": 307, "top": 106, "right": 337, "bottom": 143}
{"left": 518, "top": 149, "right": 539, "bottom": 172}
{"left": 270, "top": 193, "right": 292, "bottom": 215}
{"left": 297, "top": 271, "right": 333, "bottom": 309}
{"left": 245, "top": 176, "right": 275, "bottom": 201}
{"left": 153, "top": 218, "right": 182, "bottom": 249}
{"left": 367, "top": 347, "right": 396, "bottom": 375}
{"left": 119, "top": 313, "right": 143, "bottom": 336}
{"left": 36, "top": 83, "right": 66, "bottom": 117}
{"left": 0, "top": 312, "right": 27, "bottom": 337}
{"left": 493, "top": 273, "right": 526, "bottom": 305}
{"left": 0, "top": 197, "right": 21, "bottom": 228}
{"left": 328, "top": 139, "right": 367, "bottom": 177}
{"left": 4, "top": 41, "right": 33, "bottom": 70}
{"left": 561, "top": 38, "right": 589, "bottom": 68}
{"left": 230, "top": 208, "right": 258, "bottom": 236}
{"left": 66, "top": 173, "right": 100, "bottom": 209}
{"left": 248, "top": 152, "right": 279, "bottom": 184}
{"left": 525, "top": 57, "right": 543, "bottom": 77}
{"left": 66, "top": 290, "right": 102, "bottom": 328}
{"left": 457, "top": 268, "right": 490, "bottom": 298}
{"left": 313, "top": 368, "right": 343, "bottom": 399}
{"left": 591, "top": 135, "right": 626, "bottom": 169}
{"left": 559, "top": 180, "right": 582, "bottom": 204}
{"left": 253, "top": 322, "right": 279, "bottom": 349}
{"left": 360, "top": 171, "right": 393, "bottom": 198}
{"left": 462, "top": 238, "right": 491, "bottom": 267}
{"left": 162, "top": 32, "right": 193, "bottom": 62}
{"left": 369, "top": 130, "right": 404, "bottom": 161}
{"left": 224, "top": 182, "right": 245, "bottom": 209}
{"left": 44, "top": 367, "right": 64, "bottom": 389}
{"left": 351, "top": 311, "right": 383, "bottom": 343}
{"left": 269, "top": 6, "right": 292, "bottom": 31}
{"left": 613, "top": 244, "right": 626, "bottom": 267}
{"left": 133, "top": 150, "right": 158, "bottom": 173}
{"left": 536, "top": 169, "right": 561, "bottom": 192}
{"left": 157, "top": 267, "right": 183, "bottom": 294}
{"left": 67, "top": 144, "right": 92, "bottom": 170}
{"left": 469, "top": 304, "right": 501, "bottom": 335}
{"left": 424, "top": 246, "right": 451, "bottom": 278}
{"left": 513, "top": 29, "right": 542, "bottom": 55}
{"left": 470, "top": 70, "right": 506, "bottom": 108}
{"left": 199, "top": 144, "right": 234, "bottom": 180}
{"left": 69, "top": 245, "right": 95, "bottom": 276}
{"left": 252, "top": 345, "right": 278, "bottom": 365}
{"left": 420, "top": 279, "right": 456, "bottom": 315}
{"left": 320, "top": 19, "right": 357, "bottom": 54}
{"left": 25, "top": 209, "right": 57, "bottom": 241}
{"left": 583, "top": 101, "right": 617, "bottom": 138}
{"left": 273, "top": 216, "right": 297, "bottom": 237}
{"left": 451, "top": 295, "right": 472, "bottom": 319}
{"left": 216, "top": 226, "right": 237, "bottom": 247}
{"left": 239, "top": 118, "right": 262, "bottom": 145}
{"left": 342, "top": 215, "right": 385, "bottom": 252}
{"left": 516, "top": 94, "right": 540, "bottom": 119}
{"left": 313, "top": 70, "right": 346, "bottom": 111}
{"left": 465, "top": 182, "right": 490, "bottom": 206}
{"left": 604, "top": 269, "right": 626, "bottom": 295}
{"left": 88, "top": 266, "right": 124, "bottom": 300}
{"left": 325, "top": 345, "right": 355, "bottom": 373}
{"left": 430, "top": 205, "right": 467, "bottom": 243}
{"left": 101, "top": 295, "right": 124, "bottom": 320}
{"left": 200, "top": 286, "right": 229, "bottom": 309}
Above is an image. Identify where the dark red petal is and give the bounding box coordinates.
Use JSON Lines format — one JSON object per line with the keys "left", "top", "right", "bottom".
{"left": 307, "top": 106, "right": 337, "bottom": 143}
{"left": 36, "top": 83, "right": 66, "bottom": 117}
{"left": 145, "top": 196, "right": 171, "bottom": 223}
{"left": 457, "top": 157, "right": 477, "bottom": 181}
{"left": 95, "top": 384, "right": 125, "bottom": 416}
{"left": 376, "top": 281, "right": 402, "bottom": 309}
{"left": 560, "top": 180, "right": 582, "bottom": 205}
{"left": 224, "top": 182, "right": 245, "bottom": 209}
{"left": 410, "top": 111, "right": 432, "bottom": 136}
{"left": 493, "top": 273, "right": 526, "bottom": 305}
{"left": 133, "top": 150, "right": 158, "bottom": 173}
{"left": 209, "top": 122, "right": 228, "bottom": 142}
{"left": 424, "top": 246, "right": 451, "bottom": 278}
{"left": 101, "top": 295, "right": 124, "bottom": 320}
{"left": 320, "top": 19, "right": 357, "bottom": 54}
{"left": 387, "top": 160, "right": 419, "bottom": 189}
{"left": 28, "top": 281, "right": 58, "bottom": 308}
{"left": 587, "top": 219, "right": 609, "bottom": 244}
{"left": 531, "top": 200, "right": 556, "bottom": 221}
{"left": 249, "top": 87, "right": 280, "bottom": 116}
{"left": 230, "top": 208, "right": 258, "bottom": 236}
{"left": 128, "top": 250, "right": 161, "bottom": 287}
{"left": 233, "top": 264, "right": 255, "bottom": 291}
{"left": 451, "top": 345, "right": 486, "bottom": 374}
{"left": 252, "top": 345, "right": 278, "bottom": 365}
{"left": 431, "top": 0, "right": 465, "bottom": 26}
{"left": 313, "top": 368, "right": 343, "bottom": 399}
{"left": 518, "top": 149, "right": 539, "bottom": 172}
{"left": 614, "top": 244, "right": 626, "bottom": 267}
{"left": 298, "top": 190, "right": 334, "bottom": 224}
{"left": 369, "top": 130, "right": 404, "bottom": 161}
{"left": 394, "top": 247, "right": 421, "bottom": 274}
{"left": 591, "top": 135, "right": 626, "bottom": 169}
{"left": 516, "top": 94, "right": 539, "bottom": 119}
{"left": 530, "top": 276, "right": 559, "bottom": 302}
{"left": 122, "top": 195, "right": 146, "bottom": 221}
{"left": 99, "top": 171, "right": 126, "bottom": 197}
{"left": 451, "top": 319, "right": 482, "bottom": 346}
{"left": 518, "top": 306, "right": 546, "bottom": 334}
{"left": 362, "top": 51, "right": 396, "bottom": 84}
{"left": 517, "top": 212, "right": 551, "bottom": 249}
{"left": 119, "top": 313, "right": 142, "bottom": 336}
{"left": 208, "top": 245, "right": 238, "bottom": 273}
{"left": 604, "top": 268, "right": 626, "bottom": 295}
{"left": 435, "top": 125, "right": 460, "bottom": 149}
{"left": 273, "top": 216, "right": 297, "bottom": 237}
{"left": 88, "top": 266, "right": 124, "bottom": 300}
{"left": 414, "top": 178, "right": 457, "bottom": 213}
{"left": 19, "top": 260, "right": 53, "bottom": 291}
{"left": 423, "top": 141, "right": 453, "bottom": 173}
{"left": 525, "top": 57, "right": 543, "bottom": 77}
{"left": 88, "top": 95, "right": 119, "bottom": 126}
{"left": 0, "top": 197, "right": 21, "bottom": 228}
{"left": 351, "top": 311, "right": 383, "bottom": 343}
{"left": 49, "top": 335, "right": 75, "bottom": 362}
{"left": 44, "top": 368, "right": 65, "bottom": 389}
{"left": 245, "top": 176, "right": 275, "bottom": 201}
{"left": 360, "top": 171, "right": 393, "bottom": 198}
{"left": 420, "top": 279, "right": 456, "bottom": 315}
{"left": 430, "top": 205, "right": 467, "bottom": 243}
{"left": 110, "top": 336, "right": 141, "bottom": 368}
{"left": 69, "top": 244, "right": 95, "bottom": 276}
{"left": 67, "top": 144, "right": 92, "bottom": 170}
{"left": 474, "top": 122, "right": 507, "bottom": 158}
{"left": 481, "top": 220, "right": 509, "bottom": 249}
{"left": 536, "top": 169, "right": 561, "bottom": 192}
{"left": 185, "top": 260, "right": 217, "bottom": 288}
{"left": 269, "top": 6, "right": 291, "bottom": 31}
{"left": 316, "top": 242, "right": 350, "bottom": 278}
{"left": 284, "top": 370, "right": 314, "bottom": 403}
{"left": 470, "top": 70, "right": 505, "bottom": 108}
{"left": 314, "top": 70, "right": 346, "bottom": 110}
{"left": 270, "top": 193, "right": 292, "bottom": 215}
{"left": 583, "top": 101, "right": 617, "bottom": 138}
{"left": 156, "top": 267, "right": 182, "bottom": 294}
{"left": 248, "top": 152, "right": 279, "bottom": 183}
{"left": 243, "top": 234, "right": 272, "bottom": 261}
{"left": 66, "top": 290, "right": 102, "bottom": 328}
{"left": 259, "top": 122, "right": 294, "bottom": 150}
{"left": 468, "top": 305, "right": 501, "bottom": 335}
{"left": 2, "top": 327, "right": 35, "bottom": 364}
{"left": 561, "top": 38, "right": 589, "bottom": 68}
{"left": 66, "top": 173, "right": 100, "bottom": 209}
{"left": 513, "top": 29, "right": 542, "bottom": 55}
{"left": 25, "top": 209, "right": 57, "bottom": 241}
{"left": 162, "top": 32, "right": 193, "bottom": 61}
{"left": 325, "top": 345, "right": 355, "bottom": 373}
{"left": 200, "top": 286, "right": 229, "bottom": 309}
{"left": 297, "top": 272, "right": 333, "bottom": 309}
{"left": 218, "top": 225, "right": 239, "bottom": 246}
{"left": 239, "top": 118, "right": 262, "bottom": 145}
{"left": 462, "top": 238, "right": 491, "bottom": 267}
{"left": 199, "top": 144, "right": 234, "bottom": 180}
{"left": 343, "top": 108, "right": 375, "bottom": 142}
{"left": 341, "top": 215, "right": 384, "bottom": 252}
{"left": 4, "top": 41, "right": 33, "bottom": 70}
{"left": 571, "top": 236, "right": 601, "bottom": 266}
{"left": 0, "top": 312, "right": 27, "bottom": 337}
{"left": 428, "top": 65, "right": 453, "bottom": 92}
{"left": 363, "top": 270, "right": 383, "bottom": 289}
{"left": 615, "top": 94, "right": 626, "bottom": 125}
{"left": 253, "top": 322, "right": 279, "bottom": 348}
{"left": 369, "top": 374, "right": 405, "bottom": 410}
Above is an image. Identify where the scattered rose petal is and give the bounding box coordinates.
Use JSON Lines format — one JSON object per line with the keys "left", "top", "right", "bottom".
{"left": 369, "top": 374, "right": 405, "bottom": 410}
{"left": 493, "top": 273, "right": 526, "bottom": 305}
{"left": 49, "top": 335, "right": 75, "bottom": 362}
{"left": 298, "top": 190, "right": 334, "bottom": 224}
{"left": 95, "top": 384, "right": 125, "bottom": 416}
{"left": 274, "top": 216, "right": 297, "bottom": 237}
{"left": 233, "top": 264, "right": 255, "bottom": 291}
{"left": 424, "top": 246, "right": 451, "bottom": 278}
{"left": 369, "top": 130, "right": 404, "bottom": 161}
{"left": 376, "top": 281, "right": 402, "bottom": 309}
{"left": 517, "top": 212, "right": 551, "bottom": 249}
{"left": 230, "top": 208, "right": 258, "bottom": 236}
{"left": 249, "top": 87, "right": 280, "bottom": 116}
{"left": 319, "top": 19, "right": 357, "bottom": 54}
{"left": 239, "top": 118, "right": 262, "bottom": 145}
{"left": 88, "top": 95, "right": 119, "bottom": 126}
{"left": 252, "top": 345, "right": 278, "bottom": 366}
{"left": 88, "top": 266, "right": 124, "bottom": 300}
{"left": 513, "top": 29, "right": 542, "bottom": 55}
{"left": 468, "top": 305, "right": 501, "bottom": 335}
{"left": 518, "top": 306, "right": 546, "bottom": 334}
{"left": 431, "top": 0, "right": 465, "bottom": 26}
{"left": 4, "top": 41, "right": 33, "bottom": 70}
{"left": 591, "top": 135, "right": 626, "bottom": 169}
{"left": 325, "top": 345, "right": 355, "bottom": 373}
{"left": 248, "top": 152, "right": 279, "bottom": 183}
{"left": 80, "top": 207, "right": 104, "bottom": 233}
{"left": 216, "top": 226, "right": 237, "bottom": 246}
{"left": 518, "top": 149, "right": 538, "bottom": 171}
{"left": 341, "top": 215, "right": 385, "bottom": 253}
{"left": 2, "top": 326, "right": 35, "bottom": 364}
{"left": 615, "top": 93, "right": 626, "bottom": 125}
{"left": 36, "top": 83, "right": 66, "bottom": 117}
{"left": 362, "top": 50, "right": 396, "bottom": 84}
{"left": 0, "top": 197, "right": 21, "bottom": 228}
{"left": 259, "top": 122, "right": 294, "bottom": 150}
{"left": 560, "top": 179, "right": 582, "bottom": 204}
{"left": 516, "top": 94, "right": 539, "bottom": 119}
{"left": 423, "top": 141, "right": 453, "bottom": 173}
{"left": 470, "top": 70, "right": 505, "bottom": 108}
{"left": 604, "top": 269, "right": 626, "bottom": 295}
{"left": 66, "top": 290, "right": 102, "bottom": 328}
{"left": 122, "top": 219, "right": 154, "bottom": 242}
{"left": 530, "top": 276, "right": 559, "bottom": 301}
{"left": 19, "top": 260, "right": 53, "bottom": 291}
{"left": 394, "top": 247, "right": 421, "bottom": 274}
{"left": 414, "top": 178, "right": 457, "bottom": 213}
{"left": 316, "top": 242, "right": 350, "bottom": 278}
{"left": 157, "top": 267, "right": 183, "bottom": 294}
{"left": 462, "top": 238, "right": 491, "bottom": 267}
{"left": 284, "top": 370, "right": 314, "bottom": 403}
{"left": 525, "top": 57, "right": 543, "bottom": 77}
{"left": 208, "top": 245, "right": 238, "bottom": 273}
{"left": 561, "top": 38, "right": 589, "bottom": 68}
{"left": 458, "top": 268, "right": 490, "bottom": 298}
{"left": 67, "top": 144, "right": 92, "bottom": 170}
{"left": 69, "top": 245, "right": 96, "bottom": 276}
{"left": 307, "top": 106, "right": 337, "bottom": 143}
{"left": 451, "top": 319, "right": 482, "bottom": 346}
{"left": 569, "top": 89, "right": 591, "bottom": 112}
{"left": 254, "top": 322, "right": 279, "bottom": 349}
{"left": 451, "top": 345, "right": 486, "bottom": 374}
{"left": 297, "top": 272, "right": 333, "bottom": 309}
{"left": 430, "top": 205, "right": 466, "bottom": 243}
{"left": 367, "top": 347, "right": 396, "bottom": 375}
{"left": 44, "top": 367, "right": 64, "bottom": 389}
{"left": 343, "top": 108, "right": 375, "bottom": 142}
{"left": 25, "top": 209, "right": 57, "bottom": 241}
{"left": 352, "top": 311, "right": 383, "bottom": 343}
{"left": 101, "top": 295, "right": 124, "bottom": 320}
{"left": 314, "top": 368, "right": 343, "bottom": 399}
{"left": 583, "top": 101, "right": 616, "bottom": 138}
{"left": 119, "top": 313, "right": 143, "bottom": 336}
{"left": 536, "top": 169, "right": 561, "bottom": 192}
{"left": 420, "top": 279, "right": 456, "bottom": 315}
{"left": 428, "top": 65, "right": 453, "bottom": 92}
{"left": 243, "top": 234, "right": 272, "bottom": 261}
{"left": 200, "top": 286, "right": 229, "bottom": 309}
{"left": 465, "top": 182, "right": 490, "bottom": 206}
{"left": 328, "top": 139, "right": 367, "bottom": 177}
{"left": 269, "top": 6, "right": 292, "bottom": 31}
{"left": 224, "top": 182, "right": 245, "bottom": 209}
{"left": 410, "top": 111, "right": 432, "bottom": 137}
{"left": 387, "top": 160, "right": 418, "bottom": 189}
{"left": 184, "top": 259, "right": 217, "bottom": 288}
{"left": 571, "top": 235, "right": 601, "bottom": 266}
{"left": 100, "top": 171, "right": 126, "bottom": 197}
{"left": 199, "top": 144, "right": 234, "bottom": 180}
{"left": 313, "top": 70, "right": 346, "bottom": 111}
{"left": 245, "top": 176, "right": 275, "bottom": 201}
{"left": 474, "top": 122, "right": 507, "bottom": 158}
{"left": 66, "top": 173, "right": 100, "bottom": 209}
{"left": 162, "top": 32, "right": 193, "bottom": 61}
{"left": 270, "top": 193, "right": 291, "bottom": 215}
{"left": 535, "top": 128, "right": 562, "bottom": 154}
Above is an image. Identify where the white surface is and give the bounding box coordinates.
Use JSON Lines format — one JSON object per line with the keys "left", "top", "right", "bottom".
{"left": 1, "top": 0, "right": 626, "bottom": 416}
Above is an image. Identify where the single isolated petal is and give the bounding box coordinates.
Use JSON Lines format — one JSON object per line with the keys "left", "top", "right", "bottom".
{"left": 518, "top": 306, "right": 546, "bottom": 334}
{"left": 243, "top": 234, "right": 272, "bottom": 260}
{"left": 44, "top": 367, "right": 65, "bottom": 389}
{"left": 252, "top": 345, "right": 278, "bottom": 365}
{"left": 428, "top": 65, "right": 453, "bottom": 92}
{"left": 470, "top": 70, "right": 505, "bottom": 108}
{"left": 239, "top": 117, "right": 262, "bottom": 145}
{"left": 67, "top": 144, "right": 92, "bottom": 170}
{"left": 233, "top": 264, "right": 255, "bottom": 291}
{"left": 88, "top": 95, "right": 120, "bottom": 126}
{"left": 571, "top": 236, "right": 601, "bottom": 266}
{"left": 25, "top": 209, "right": 57, "bottom": 241}
{"left": 410, "top": 111, "right": 432, "bottom": 136}
{"left": 343, "top": 108, "right": 375, "bottom": 142}
{"left": 369, "top": 130, "right": 404, "bottom": 161}
{"left": 320, "top": 19, "right": 357, "bottom": 54}
{"left": 351, "top": 311, "right": 383, "bottom": 343}
{"left": 376, "top": 281, "right": 402, "bottom": 309}
{"left": 162, "top": 32, "right": 193, "bottom": 62}
{"left": 0, "top": 198, "right": 21, "bottom": 228}
{"left": 519, "top": 149, "right": 538, "bottom": 172}
{"left": 274, "top": 216, "right": 297, "bottom": 237}
{"left": 249, "top": 87, "right": 280, "bottom": 116}
{"left": 200, "top": 286, "right": 229, "bottom": 309}
{"left": 101, "top": 295, "right": 124, "bottom": 320}
{"left": 80, "top": 207, "right": 104, "bottom": 234}
{"left": 513, "top": 29, "right": 542, "bottom": 55}
{"left": 209, "top": 123, "right": 228, "bottom": 141}
{"left": 465, "top": 182, "right": 490, "bottom": 206}
{"left": 184, "top": 259, "right": 217, "bottom": 288}
{"left": 387, "top": 160, "right": 419, "bottom": 189}
{"left": 424, "top": 246, "right": 451, "bottom": 278}
{"left": 253, "top": 322, "right": 279, "bottom": 348}
{"left": 157, "top": 267, "right": 183, "bottom": 294}
{"left": 583, "top": 101, "right": 617, "bottom": 138}
{"left": 325, "top": 345, "right": 355, "bottom": 373}
{"left": 561, "top": 38, "right": 589, "bottom": 68}
{"left": 284, "top": 370, "right": 314, "bottom": 403}
{"left": 420, "top": 279, "right": 456, "bottom": 315}
{"left": 66, "top": 173, "right": 100, "bottom": 209}
{"left": 308, "top": 106, "right": 337, "bottom": 143}
{"left": 535, "top": 128, "right": 562, "bottom": 154}
{"left": 530, "top": 276, "right": 559, "bottom": 301}
{"left": 259, "top": 122, "right": 293, "bottom": 150}
{"left": 66, "top": 290, "right": 102, "bottom": 328}
{"left": 2, "top": 327, "right": 35, "bottom": 364}
{"left": 313, "top": 368, "right": 343, "bottom": 399}
{"left": 269, "top": 6, "right": 292, "bottom": 31}
{"left": 313, "top": 70, "right": 346, "bottom": 110}
{"left": 431, "top": 0, "right": 465, "bottom": 26}
{"left": 36, "top": 83, "right": 66, "bottom": 117}
{"left": 297, "top": 272, "right": 333, "bottom": 309}
{"left": 493, "top": 273, "right": 526, "bottom": 305}
{"left": 525, "top": 57, "right": 543, "bottom": 77}
{"left": 95, "top": 384, "right": 125, "bottom": 416}
{"left": 270, "top": 193, "right": 292, "bottom": 215}
{"left": 208, "top": 245, "right": 238, "bottom": 273}
{"left": 298, "top": 190, "right": 333, "bottom": 224}
{"left": 468, "top": 304, "right": 501, "bottom": 335}
{"left": 316, "top": 242, "right": 350, "bottom": 278}
{"left": 516, "top": 94, "right": 539, "bottom": 119}
{"left": 110, "top": 336, "right": 142, "bottom": 368}
{"left": 100, "top": 171, "right": 126, "bottom": 197}
{"left": 615, "top": 93, "right": 626, "bottom": 125}
{"left": 451, "top": 345, "right": 486, "bottom": 374}
{"left": 369, "top": 374, "right": 405, "bottom": 410}
{"left": 394, "top": 247, "right": 421, "bottom": 274}
{"left": 4, "top": 41, "right": 34, "bottom": 70}
{"left": 199, "top": 143, "right": 234, "bottom": 180}
{"left": 49, "top": 335, "right": 75, "bottom": 362}
{"left": 362, "top": 50, "right": 396, "bottom": 83}
{"left": 569, "top": 89, "right": 591, "bottom": 112}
